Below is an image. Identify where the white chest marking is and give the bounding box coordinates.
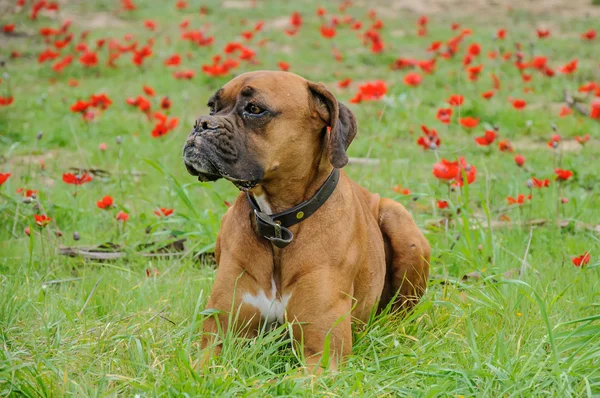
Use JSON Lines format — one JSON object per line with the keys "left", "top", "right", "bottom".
{"left": 254, "top": 193, "right": 273, "bottom": 214}
{"left": 242, "top": 278, "right": 291, "bottom": 324}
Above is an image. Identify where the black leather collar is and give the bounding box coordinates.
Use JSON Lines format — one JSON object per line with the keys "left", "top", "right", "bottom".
{"left": 246, "top": 168, "right": 340, "bottom": 248}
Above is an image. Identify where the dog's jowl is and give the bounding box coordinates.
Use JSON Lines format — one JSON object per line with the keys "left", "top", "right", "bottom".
{"left": 183, "top": 70, "right": 430, "bottom": 371}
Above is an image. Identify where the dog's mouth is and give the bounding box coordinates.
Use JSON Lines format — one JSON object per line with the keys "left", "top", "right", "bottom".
{"left": 183, "top": 144, "right": 261, "bottom": 190}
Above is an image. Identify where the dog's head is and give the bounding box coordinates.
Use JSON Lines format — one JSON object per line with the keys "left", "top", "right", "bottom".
{"left": 183, "top": 71, "right": 357, "bottom": 190}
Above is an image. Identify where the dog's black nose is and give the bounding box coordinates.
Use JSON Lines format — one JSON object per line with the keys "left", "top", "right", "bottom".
{"left": 195, "top": 116, "right": 220, "bottom": 132}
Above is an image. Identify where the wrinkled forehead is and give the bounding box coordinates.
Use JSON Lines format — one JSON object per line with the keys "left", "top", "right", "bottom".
{"left": 210, "top": 71, "right": 310, "bottom": 110}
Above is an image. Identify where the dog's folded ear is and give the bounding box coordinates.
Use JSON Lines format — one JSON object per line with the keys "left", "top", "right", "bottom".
{"left": 308, "top": 81, "right": 357, "bottom": 168}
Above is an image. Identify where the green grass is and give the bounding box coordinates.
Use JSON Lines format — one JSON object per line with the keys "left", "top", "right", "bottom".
{"left": 1, "top": 0, "right": 600, "bottom": 396}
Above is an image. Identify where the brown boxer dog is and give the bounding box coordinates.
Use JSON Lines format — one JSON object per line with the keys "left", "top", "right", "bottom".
{"left": 183, "top": 70, "right": 430, "bottom": 371}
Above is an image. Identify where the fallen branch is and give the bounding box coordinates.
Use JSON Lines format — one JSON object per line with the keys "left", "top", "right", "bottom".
{"left": 564, "top": 90, "right": 591, "bottom": 117}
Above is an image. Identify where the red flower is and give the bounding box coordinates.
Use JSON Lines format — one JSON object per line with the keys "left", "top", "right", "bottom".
{"left": 403, "top": 72, "right": 422, "bottom": 86}
{"left": 481, "top": 90, "right": 495, "bottom": 100}
{"left": 320, "top": 24, "right": 336, "bottom": 38}
{"left": 277, "top": 61, "right": 290, "bottom": 71}
{"left": 62, "top": 173, "right": 93, "bottom": 185}
{"left": 578, "top": 82, "right": 596, "bottom": 93}
{"left": 143, "top": 85, "right": 155, "bottom": 96}
{"left": 496, "top": 29, "right": 506, "bottom": 39}
{"left": 559, "top": 106, "right": 572, "bottom": 117}
{"left": 144, "top": 20, "right": 157, "bottom": 31}
{"left": 97, "top": 195, "right": 114, "bottom": 209}
{"left": 16, "top": 188, "right": 37, "bottom": 197}
{"left": 427, "top": 41, "right": 442, "bottom": 52}
{"left": 437, "top": 200, "right": 449, "bottom": 209}
{"left": 164, "top": 54, "right": 181, "bottom": 67}
{"left": 34, "top": 214, "right": 51, "bottom": 228}
{"left": 536, "top": 28, "right": 550, "bottom": 38}
{"left": 338, "top": 78, "right": 352, "bottom": 88}
{"left": 0, "top": 96, "right": 14, "bottom": 106}
{"left": 417, "top": 125, "right": 441, "bottom": 150}
{"left": 160, "top": 97, "right": 171, "bottom": 110}
{"left": 290, "top": 11, "right": 303, "bottom": 28}
{"left": 3, "top": 24, "right": 15, "bottom": 33}
{"left": 499, "top": 140, "right": 513, "bottom": 152}
{"left": 0, "top": 173, "right": 11, "bottom": 186}
{"left": 349, "top": 81, "right": 387, "bottom": 103}
{"left": 554, "top": 168, "right": 573, "bottom": 181}
{"left": 392, "top": 185, "right": 411, "bottom": 195}
{"left": 70, "top": 100, "right": 90, "bottom": 113}
{"left": 121, "top": 0, "right": 136, "bottom": 10}
{"left": 581, "top": 29, "right": 596, "bottom": 40}
{"left": 316, "top": 7, "right": 326, "bottom": 16}
{"left": 575, "top": 134, "right": 590, "bottom": 145}
{"left": 468, "top": 43, "right": 480, "bottom": 56}
{"left": 151, "top": 113, "right": 179, "bottom": 137}
{"left": 507, "top": 194, "right": 531, "bottom": 205}
{"left": 547, "top": 134, "right": 561, "bottom": 148}
{"left": 475, "top": 130, "right": 496, "bottom": 146}
{"left": 436, "top": 108, "right": 452, "bottom": 124}
{"left": 173, "top": 69, "right": 195, "bottom": 79}
{"left": 558, "top": 59, "right": 578, "bottom": 74}
{"left": 447, "top": 94, "right": 464, "bottom": 107}
{"left": 52, "top": 55, "right": 74, "bottom": 72}
{"left": 514, "top": 155, "right": 525, "bottom": 167}
{"left": 432, "top": 157, "right": 476, "bottom": 186}
{"left": 591, "top": 100, "right": 600, "bottom": 119}
{"left": 572, "top": 252, "right": 591, "bottom": 267}
{"left": 154, "top": 208, "right": 174, "bottom": 217}
{"left": 116, "top": 211, "right": 129, "bottom": 222}
{"left": 79, "top": 51, "right": 98, "bottom": 67}
{"left": 89, "top": 93, "right": 112, "bottom": 110}
{"left": 175, "top": 0, "right": 187, "bottom": 9}
{"left": 511, "top": 99, "right": 526, "bottom": 110}
{"left": 530, "top": 177, "right": 550, "bottom": 188}
{"left": 459, "top": 116, "right": 479, "bottom": 129}
{"left": 38, "top": 48, "right": 60, "bottom": 63}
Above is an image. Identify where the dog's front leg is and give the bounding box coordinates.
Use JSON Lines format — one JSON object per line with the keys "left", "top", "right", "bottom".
{"left": 285, "top": 273, "right": 353, "bottom": 373}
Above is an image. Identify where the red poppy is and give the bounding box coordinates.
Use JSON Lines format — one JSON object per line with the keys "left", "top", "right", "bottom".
{"left": 433, "top": 157, "right": 476, "bottom": 187}
{"left": 427, "top": 41, "right": 442, "bottom": 52}
{"left": 578, "top": 82, "right": 596, "bottom": 93}
{"left": 144, "top": 20, "right": 157, "bottom": 31}
{"left": 572, "top": 252, "right": 591, "bottom": 267}
{"left": 70, "top": 100, "right": 90, "bottom": 113}
{"left": 447, "top": 94, "right": 464, "bottom": 106}
{"left": 0, "top": 96, "right": 14, "bottom": 106}
{"left": 97, "top": 195, "right": 114, "bottom": 209}
{"left": 0, "top": 173, "right": 10, "bottom": 186}
{"left": 116, "top": 211, "right": 129, "bottom": 222}
{"left": 507, "top": 194, "right": 531, "bottom": 205}
{"left": 34, "top": 214, "right": 51, "bottom": 227}
{"left": 536, "top": 28, "right": 549, "bottom": 38}
{"left": 143, "top": 85, "right": 155, "bottom": 96}
{"left": 290, "top": 11, "right": 303, "bottom": 29}
{"left": 496, "top": 29, "right": 506, "bottom": 39}
{"left": 459, "top": 116, "right": 479, "bottom": 129}
{"left": 121, "top": 0, "right": 136, "bottom": 10}
{"left": 89, "top": 93, "right": 112, "bottom": 110}
{"left": 403, "top": 72, "right": 422, "bottom": 86}
{"left": 349, "top": 81, "right": 387, "bottom": 103}
{"left": 437, "top": 200, "right": 449, "bottom": 209}
{"left": 511, "top": 99, "right": 526, "bottom": 110}
{"left": 52, "top": 55, "right": 74, "bottom": 72}
{"left": 468, "top": 43, "right": 480, "bottom": 56}
{"left": 475, "top": 130, "right": 496, "bottom": 146}
{"left": 338, "top": 78, "right": 352, "bottom": 88}
{"left": 575, "top": 134, "right": 590, "bottom": 145}
{"left": 392, "top": 185, "right": 411, "bottom": 195}
{"left": 514, "top": 155, "right": 525, "bottom": 167}
{"left": 277, "top": 61, "right": 290, "bottom": 71}
{"left": 554, "top": 168, "right": 573, "bottom": 181}
{"left": 320, "top": 24, "right": 336, "bottom": 38}
{"left": 241, "top": 31, "right": 253, "bottom": 41}
{"left": 591, "top": 101, "right": 600, "bottom": 119}
{"left": 151, "top": 113, "right": 179, "bottom": 137}
{"left": 16, "top": 188, "right": 37, "bottom": 197}
{"left": 436, "top": 108, "right": 452, "bottom": 124}
{"left": 3, "top": 24, "right": 15, "bottom": 33}
{"left": 551, "top": 105, "right": 570, "bottom": 118}
{"left": 38, "top": 48, "right": 60, "bottom": 63}
{"left": 164, "top": 54, "right": 181, "bottom": 67}
{"left": 558, "top": 59, "right": 578, "bottom": 74}
{"left": 547, "top": 133, "right": 561, "bottom": 148}
{"left": 481, "top": 90, "right": 495, "bottom": 100}
{"left": 160, "top": 97, "right": 171, "bottom": 110}
{"left": 62, "top": 173, "right": 93, "bottom": 185}
{"left": 581, "top": 29, "right": 596, "bottom": 40}
{"left": 173, "top": 69, "right": 195, "bottom": 79}
{"left": 530, "top": 177, "right": 550, "bottom": 188}
{"left": 496, "top": 140, "right": 512, "bottom": 153}
{"left": 154, "top": 208, "right": 174, "bottom": 217}
{"left": 417, "top": 125, "right": 441, "bottom": 150}
{"left": 79, "top": 51, "right": 98, "bottom": 67}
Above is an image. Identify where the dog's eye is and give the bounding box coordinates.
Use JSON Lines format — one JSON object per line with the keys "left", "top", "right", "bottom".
{"left": 245, "top": 104, "right": 264, "bottom": 115}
